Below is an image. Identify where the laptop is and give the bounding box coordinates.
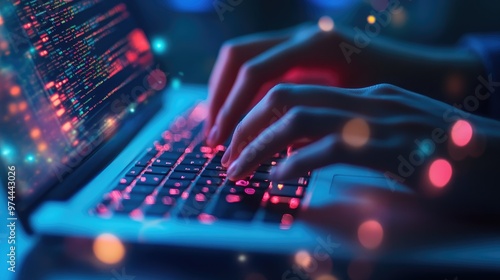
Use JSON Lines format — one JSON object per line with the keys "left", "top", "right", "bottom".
{"left": 0, "top": 0, "right": 405, "bottom": 263}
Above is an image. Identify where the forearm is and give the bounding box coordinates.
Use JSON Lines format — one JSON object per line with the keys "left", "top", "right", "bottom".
{"left": 368, "top": 39, "right": 487, "bottom": 108}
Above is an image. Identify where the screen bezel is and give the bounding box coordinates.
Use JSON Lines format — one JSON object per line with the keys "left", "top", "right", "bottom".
{"left": 1, "top": 0, "right": 169, "bottom": 233}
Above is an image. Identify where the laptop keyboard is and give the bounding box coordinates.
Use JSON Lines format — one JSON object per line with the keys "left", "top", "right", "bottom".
{"left": 93, "top": 106, "right": 310, "bottom": 229}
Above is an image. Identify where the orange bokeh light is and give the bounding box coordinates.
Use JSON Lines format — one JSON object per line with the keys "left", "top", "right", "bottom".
{"left": 342, "top": 118, "right": 370, "bottom": 148}
{"left": 30, "top": 128, "right": 41, "bottom": 139}
{"left": 318, "top": 16, "right": 334, "bottom": 32}
{"left": 451, "top": 120, "right": 473, "bottom": 147}
{"left": 38, "top": 142, "right": 48, "bottom": 152}
{"left": 93, "top": 233, "right": 125, "bottom": 264}
{"left": 358, "top": 220, "right": 383, "bottom": 249}
{"left": 10, "top": 86, "right": 21, "bottom": 97}
{"left": 428, "top": 159, "right": 453, "bottom": 188}
{"left": 294, "top": 250, "right": 312, "bottom": 268}
{"left": 8, "top": 103, "right": 18, "bottom": 114}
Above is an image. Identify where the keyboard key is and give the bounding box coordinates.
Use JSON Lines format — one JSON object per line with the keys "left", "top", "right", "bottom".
{"left": 175, "top": 165, "right": 202, "bottom": 173}
{"left": 220, "top": 185, "right": 265, "bottom": 195}
{"left": 195, "top": 177, "right": 223, "bottom": 186}
{"left": 145, "top": 196, "right": 176, "bottom": 216}
{"left": 169, "top": 172, "right": 197, "bottom": 180}
{"left": 181, "top": 158, "right": 207, "bottom": 166}
{"left": 119, "top": 177, "right": 134, "bottom": 185}
{"left": 146, "top": 146, "right": 160, "bottom": 155}
{"left": 200, "top": 170, "right": 227, "bottom": 178}
{"left": 162, "top": 180, "right": 191, "bottom": 189}
{"left": 116, "top": 198, "right": 144, "bottom": 213}
{"left": 205, "top": 163, "right": 225, "bottom": 171}
{"left": 251, "top": 172, "right": 270, "bottom": 182}
{"left": 276, "top": 177, "right": 309, "bottom": 186}
{"left": 263, "top": 196, "right": 301, "bottom": 224}
{"left": 211, "top": 191, "right": 264, "bottom": 221}
{"left": 126, "top": 166, "right": 143, "bottom": 177}
{"left": 159, "top": 152, "right": 183, "bottom": 160}
{"left": 136, "top": 174, "right": 165, "bottom": 186}
{"left": 136, "top": 155, "right": 153, "bottom": 167}
{"left": 129, "top": 185, "right": 156, "bottom": 195}
{"left": 145, "top": 203, "right": 174, "bottom": 216}
{"left": 152, "top": 158, "right": 175, "bottom": 167}
{"left": 269, "top": 184, "right": 305, "bottom": 198}
{"left": 248, "top": 180, "right": 271, "bottom": 189}
{"left": 184, "top": 152, "right": 209, "bottom": 159}
{"left": 144, "top": 166, "right": 171, "bottom": 175}
{"left": 178, "top": 192, "right": 214, "bottom": 219}
{"left": 145, "top": 204, "right": 172, "bottom": 216}
{"left": 192, "top": 184, "right": 217, "bottom": 194}
{"left": 125, "top": 191, "right": 150, "bottom": 200}
{"left": 158, "top": 187, "right": 185, "bottom": 197}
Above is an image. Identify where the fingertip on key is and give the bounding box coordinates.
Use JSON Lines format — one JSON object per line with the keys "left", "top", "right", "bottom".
{"left": 221, "top": 146, "right": 231, "bottom": 167}
{"left": 206, "top": 125, "right": 219, "bottom": 148}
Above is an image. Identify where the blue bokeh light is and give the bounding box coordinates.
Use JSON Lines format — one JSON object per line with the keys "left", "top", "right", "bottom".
{"left": 151, "top": 37, "right": 169, "bottom": 54}
{"left": 308, "top": 0, "right": 358, "bottom": 9}
{"left": 171, "top": 78, "right": 182, "bottom": 90}
{"left": 165, "top": 0, "right": 212, "bottom": 12}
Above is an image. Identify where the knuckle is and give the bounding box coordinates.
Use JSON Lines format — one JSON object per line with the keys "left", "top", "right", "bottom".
{"left": 369, "top": 83, "right": 399, "bottom": 95}
{"left": 240, "top": 62, "right": 259, "bottom": 79}
{"left": 286, "top": 106, "right": 310, "bottom": 126}
{"left": 266, "top": 84, "right": 292, "bottom": 107}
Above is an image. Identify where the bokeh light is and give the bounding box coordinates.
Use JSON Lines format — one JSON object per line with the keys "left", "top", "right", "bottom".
{"left": 295, "top": 250, "right": 312, "bottom": 268}
{"left": 151, "top": 37, "right": 169, "bottom": 54}
{"left": 238, "top": 254, "right": 247, "bottom": 262}
{"left": 315, "top": 275, "right": 338, "bottom": 280}
{"left": 357, "top": 220, "right": 383, "bottom": 249}
{"left": 93, "top": 233, "right": 125, "bottom": 264}
{"left": 165, "top": 0, "right": 212, "bottom": 12}
{"left": 451, "top": 120, "right": 473, "bottom": 147}
{"left": 366, "top": 15, "right": 376, "bottom": 25}
{"left": 391, "top": 7, "right": 407, "bottom": 27}
{"left": 10, "top": 86, "right": 21, "bottom": 97}
{"left": 318, "top": 16, "right": 334, "bottom": 32}
{"left": 171, "top": 77, "right": 182, "bottom": 90}
{"left": 428, "top": 159, "right": 453, "bottom": 188}
{"left": 342, "top": 118, "right": 370, "bottom": 148}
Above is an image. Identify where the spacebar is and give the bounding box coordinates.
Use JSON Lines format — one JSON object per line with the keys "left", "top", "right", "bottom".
{"left": 211, "top": 192, "right": 264, "bottom": 221}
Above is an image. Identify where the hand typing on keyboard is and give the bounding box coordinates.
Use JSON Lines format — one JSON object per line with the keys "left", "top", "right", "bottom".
{"left": 95, "top": 108, "right": 311, "bottom": 229}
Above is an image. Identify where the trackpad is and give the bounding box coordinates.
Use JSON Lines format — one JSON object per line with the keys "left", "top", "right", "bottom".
{"left": 330, "top": 174, "right": 409, "bottom": 196}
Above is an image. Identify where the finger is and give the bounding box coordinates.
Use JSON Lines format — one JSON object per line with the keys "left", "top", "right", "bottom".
{"left": 207, "top": 38, "right": 317, "bottom": 147}
{"left": 226, "top": 107, "right": 355, "bottom": 180}
{"left": 223, "top": 84, "right": 370, "bottom": 167}
{"left": 205, "top": 28, "right": 297, "bottom": 136}
{"left": 270, "top": 134, "right": 340, "bottom": 181}
{"left": 270, "top": 134, "right": 390, "bottom": 182}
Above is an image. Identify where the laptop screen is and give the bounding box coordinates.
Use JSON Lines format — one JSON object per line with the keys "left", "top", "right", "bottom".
{"left": 0, "top": 0, "right": 161, "bottom": 206}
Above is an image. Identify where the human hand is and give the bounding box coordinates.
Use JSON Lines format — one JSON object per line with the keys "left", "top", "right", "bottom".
{"left": 222, "top": 83, "right": 499, "bottom": 200}
{"left": 206, "top": 24, "right": 484, "bottom": 148}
